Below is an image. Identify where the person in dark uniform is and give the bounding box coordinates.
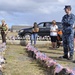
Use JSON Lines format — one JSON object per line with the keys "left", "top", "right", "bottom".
{"left": 60, "top": 5, "right": 75, "bottom": 60}
{"left": 0, "top": 20, "right": 8, "bottom": 43}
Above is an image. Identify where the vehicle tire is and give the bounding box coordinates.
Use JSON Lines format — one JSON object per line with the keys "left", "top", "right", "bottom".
{"left": 24, "top": 33, "right": 31, "bottom": 40}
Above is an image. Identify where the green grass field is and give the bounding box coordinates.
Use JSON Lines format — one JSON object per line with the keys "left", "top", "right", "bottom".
{"left": 2, "top": 43, "right": 75, "bottom": 75}
{"left": 3, "top": 44, "right": 47, "bottom": 75}
{"left": 36, "top": 43, "right": 75, "bottom": 69}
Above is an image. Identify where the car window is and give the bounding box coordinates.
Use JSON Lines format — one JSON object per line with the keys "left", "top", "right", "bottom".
{"left": 38, "top": 23, "right": 51, "bottom": 28}
{"left": 38, "top": 23, "right": 45, "bottom": 28}
{"left": 46, "top": 23, "right": 51, "bottom": 28}
{"left": 38, "top": 22, "right": 62, "bottom": 29}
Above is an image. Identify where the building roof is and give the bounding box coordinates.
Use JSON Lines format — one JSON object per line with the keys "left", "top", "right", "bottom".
{"left": 11, "top": 25, "right": 32, "bottom": 31}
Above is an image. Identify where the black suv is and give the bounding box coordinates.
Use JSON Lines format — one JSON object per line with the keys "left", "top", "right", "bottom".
{"left": 18, "top": 22, "right": 62, "bottom": 38}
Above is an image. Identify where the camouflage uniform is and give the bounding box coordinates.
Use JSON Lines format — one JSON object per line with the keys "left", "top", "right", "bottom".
{"left": 62, "top": 13, "right": 75, "bottom": 56}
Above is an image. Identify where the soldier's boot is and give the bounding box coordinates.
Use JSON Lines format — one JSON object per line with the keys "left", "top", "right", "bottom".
{"left": 68, "top": 55, "right": 73, "bottom": 60}
{"left": 59, "top": 54, "right": 68, "bottom": 59}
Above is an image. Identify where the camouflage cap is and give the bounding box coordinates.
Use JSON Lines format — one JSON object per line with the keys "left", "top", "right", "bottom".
{"left": 64, "top": 5, "right": 71, "bottom": 10}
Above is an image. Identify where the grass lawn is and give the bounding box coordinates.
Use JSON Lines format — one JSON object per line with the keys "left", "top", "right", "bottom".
{"left": 3, "top": 44, "right": 47, "bottom": 75}
{"left": 7, "top": 32, "right": 18, "bottom": 37}
{"left": 36, "top": 43, "right": 75, "bottom": 69}
{"left": 2, "top": 42, "right": 75, "bottom": 75}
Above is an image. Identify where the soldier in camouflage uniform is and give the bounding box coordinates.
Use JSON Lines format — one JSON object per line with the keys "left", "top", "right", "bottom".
{"left": 60, "top": 5, "right": 75, "bottom": 60}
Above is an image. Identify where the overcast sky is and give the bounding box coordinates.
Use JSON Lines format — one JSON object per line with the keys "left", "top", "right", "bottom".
{"left": 0, "top": 0, "right": 75, "bottom": 27}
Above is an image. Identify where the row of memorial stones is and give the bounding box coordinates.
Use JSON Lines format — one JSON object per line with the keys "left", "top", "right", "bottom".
{"left": 25, "top": 43, "right": 75, "bottom": 75}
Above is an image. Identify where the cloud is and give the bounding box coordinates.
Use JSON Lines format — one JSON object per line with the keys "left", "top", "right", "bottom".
{"left": 0, "top": 0, "right": 74, "bottom": 27}
{"left": 0, "top": 0, "right": 70, "bottom": 14}
{"left": 58, "top": 0, "right": 68, "bottom": 3}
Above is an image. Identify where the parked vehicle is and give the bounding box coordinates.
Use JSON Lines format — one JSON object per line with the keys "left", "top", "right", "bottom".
{"left": 18, "top": 22, "right": 62, "bottom": 38}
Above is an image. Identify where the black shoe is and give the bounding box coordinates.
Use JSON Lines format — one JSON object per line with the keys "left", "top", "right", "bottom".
{"left": 59, "top": 55, "right": 68, "bottom": 59}
{"left": 68, "top": 55, "right": 73, "bottom": 60}
{"left": 73, "top": 60, "right": 75, "bottom": 63}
